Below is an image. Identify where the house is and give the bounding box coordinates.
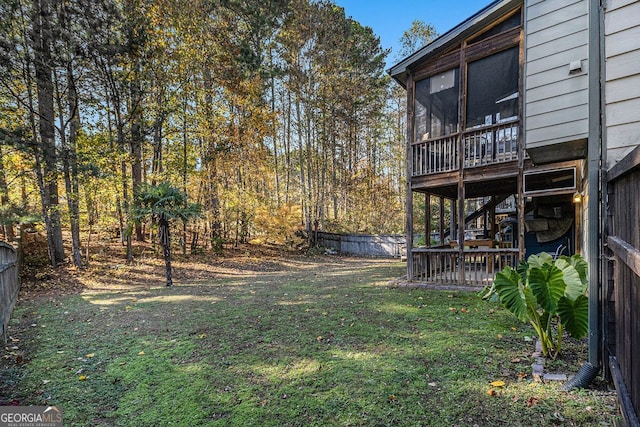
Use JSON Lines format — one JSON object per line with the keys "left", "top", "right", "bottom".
{"left": 389, "top": 0, "right": 640, "bottom": 423}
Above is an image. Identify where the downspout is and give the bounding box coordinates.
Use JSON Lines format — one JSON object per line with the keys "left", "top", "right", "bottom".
{"left": 586, "top": 0, "right": 603, "bottom": 373}
{"left": 563, "top": 0, "right": 604, "bottom": 391}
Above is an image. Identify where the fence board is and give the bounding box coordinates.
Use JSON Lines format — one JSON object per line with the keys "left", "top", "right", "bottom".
{"left": 607, "top": 149, "right": 640, "bottom": 421}
{"left": 0, "top": 242, "right": 19, "bottom": 342}
{"left": 315, "top": 232, "right": 405, "bottom": 258}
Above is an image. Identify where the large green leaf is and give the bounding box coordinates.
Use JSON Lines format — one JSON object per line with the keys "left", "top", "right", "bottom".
{"left": 566, "top": 254, "right": 589, "bottom": 287}
{"left": 516, "top": 259, "right": 530, "bottom": 283}
{"left": 494, "top": 267, "right": 527, "bottom": 322}
{"left": 558, "top": 295, "right": 589, "bottom": 339}
{"left": 527, "top": 252, "right": 553, "bottom": 269}
{"left": 555, "top": 258, "right": 587, "bottom": 301}
{"left": 528, "top": 264, "right": 566, "bottom": 314}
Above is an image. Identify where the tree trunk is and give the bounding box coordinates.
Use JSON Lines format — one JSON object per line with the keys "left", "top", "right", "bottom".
{"left": 131, "top": 61, "right": 144, "bottom": 242}
{"left": 32, "top": 0, "right": 65, "bottom": 264}
{"left": 59, "top": 61, "right": 83, "bottom": 269}
{"left": 203, "top": 68, "right": 222, "bottom": 251}
{"left": 159, "top": 217, "right": 172, "bottom": 286}
{"left": 0, "top": 144, "right": 15, "bottom": 241}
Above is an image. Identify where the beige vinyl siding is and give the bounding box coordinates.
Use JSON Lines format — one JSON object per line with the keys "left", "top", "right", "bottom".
{"left": 524, "top": 0, "right": 589, "bottom": 151}
{"left": 605, "top": 0, "right": 640, "bottom": 167}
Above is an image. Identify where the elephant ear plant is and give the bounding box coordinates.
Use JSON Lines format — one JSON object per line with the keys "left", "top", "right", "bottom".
{"left": 491, "top": 252, "right": 588, "bottom": 359}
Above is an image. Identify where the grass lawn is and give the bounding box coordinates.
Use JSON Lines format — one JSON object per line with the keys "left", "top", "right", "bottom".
{"left": 1, "top": 251, "right": 618, "bottom": 426}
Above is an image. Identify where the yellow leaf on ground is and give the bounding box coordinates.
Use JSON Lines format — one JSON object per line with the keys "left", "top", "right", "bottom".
{"left": 138, "top": 351, "right": 145, "bottom": 356}
{"left": 490, "top": 380, "right": 505, "bottom": 387}
{"left": 86, "top": 353, "right": 95, "bottom": 358}
{"left": 198, "top": 333, "right": 207, "bottom": 339}
{"left": 78, "top": 375, "right": 87, "bottom": 381}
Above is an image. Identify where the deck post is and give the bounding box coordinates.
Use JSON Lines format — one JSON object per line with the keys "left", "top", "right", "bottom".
{"left": 406, "top": 71, "right": 414, "bottom": 280}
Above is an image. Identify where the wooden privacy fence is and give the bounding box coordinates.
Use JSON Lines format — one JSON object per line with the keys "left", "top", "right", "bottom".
{"left": 315, "top": 232, "right": 405, "bottom": 258}
{"left": 606, "top": 145, "right": 640, "bottom": 426}
{"left": 0, "top": 241, "right": 19, "bottom": 342}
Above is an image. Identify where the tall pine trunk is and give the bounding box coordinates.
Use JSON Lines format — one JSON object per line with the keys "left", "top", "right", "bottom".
{"left": 32, "top": 0, "right": 65, "bottom": 265}
{"left": 130, "top": 61, "right": 144, "bottom": 242}
{"left": 58, "top": 59, "right": 83, "bottom": 269}
{"left": 0, "top": 144, "right": 14, "bottom": 241}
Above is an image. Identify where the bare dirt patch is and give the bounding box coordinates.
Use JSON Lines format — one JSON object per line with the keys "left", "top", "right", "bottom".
{"left": 18, "top": 234, "right": 378, "bottom": 297}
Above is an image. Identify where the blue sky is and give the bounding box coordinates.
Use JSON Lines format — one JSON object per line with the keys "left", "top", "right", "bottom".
{"left": 337, "top": 0, "right": 490, "bottom": 64}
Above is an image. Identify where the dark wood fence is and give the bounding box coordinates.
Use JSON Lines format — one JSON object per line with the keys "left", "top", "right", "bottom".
{"left": 606, "top": 145, "right": 640, "bottom": 426}
{"left": 0, "top": 241, "right": 19, "bottom": 342}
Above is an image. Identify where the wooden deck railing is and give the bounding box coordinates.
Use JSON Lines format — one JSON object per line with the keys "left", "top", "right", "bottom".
{"left": 411, "top": 247, "right": 520, "bottom": 287}
{"left": 411, "top": 120, "right": 519, "bottom": 177}
{"left": 411, "top": 134, "right": 458, "bottom": 176}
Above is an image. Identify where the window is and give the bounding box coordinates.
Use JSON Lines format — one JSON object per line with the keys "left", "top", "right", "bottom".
{"left": 466, "top": 47, "right": 519, "bottom": 129}
{"left": 414, "top": 69, "right": 459, "bottom": 141}
{"left": 524, "top": 167, "right": 576, "bottom": 195}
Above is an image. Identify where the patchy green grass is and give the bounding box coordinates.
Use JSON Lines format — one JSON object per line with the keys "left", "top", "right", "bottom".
{"left": 2, "top": 258, "right": 618, "bottom": 426}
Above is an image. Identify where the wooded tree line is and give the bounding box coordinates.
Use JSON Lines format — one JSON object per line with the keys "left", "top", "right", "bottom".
{"left": 0, "top": 0, "right": 414, "bottom": 268}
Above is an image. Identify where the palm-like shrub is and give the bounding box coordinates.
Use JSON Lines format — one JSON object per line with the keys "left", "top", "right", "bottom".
{"left": 131, "top": 182, "right": 201, "bottom": 286}
{"left": 492, "top": 252, "right": 588, "bottom": 359}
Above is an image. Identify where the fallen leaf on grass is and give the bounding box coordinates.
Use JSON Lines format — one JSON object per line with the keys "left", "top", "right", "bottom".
{"left": 198, "top": 333, "right": 207, "bottom": 339}
{"left": 138, "top": 351, "right": 145, "bottom": 356}
{"left": 497, "top": 334, "right": 503, "bottom": 339}
{"left": 487, "top": 389, "right": 497, "bottom": 396}
{"left": 510, "top": 357, "right": 521, "bottom": 363}
{"left": 78, "top": 375, "right": 87, "bottom": 381}
{"left": 490, "top": 380, "right": 505, "bottom": 387}
{"left": 526, "top": 396, "right": 539, "bottom": 407}
{"left": 86, "top": 353, "right": 95, "bottom": 358}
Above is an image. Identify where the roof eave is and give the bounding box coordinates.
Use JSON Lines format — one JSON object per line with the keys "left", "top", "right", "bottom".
{"left": 388, "top": 0, "right": 522, "bottom": 87}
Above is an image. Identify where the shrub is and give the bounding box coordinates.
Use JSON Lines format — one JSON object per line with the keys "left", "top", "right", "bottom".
{"left": 487, "top": 252, "right": 588, "bottom": 359}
